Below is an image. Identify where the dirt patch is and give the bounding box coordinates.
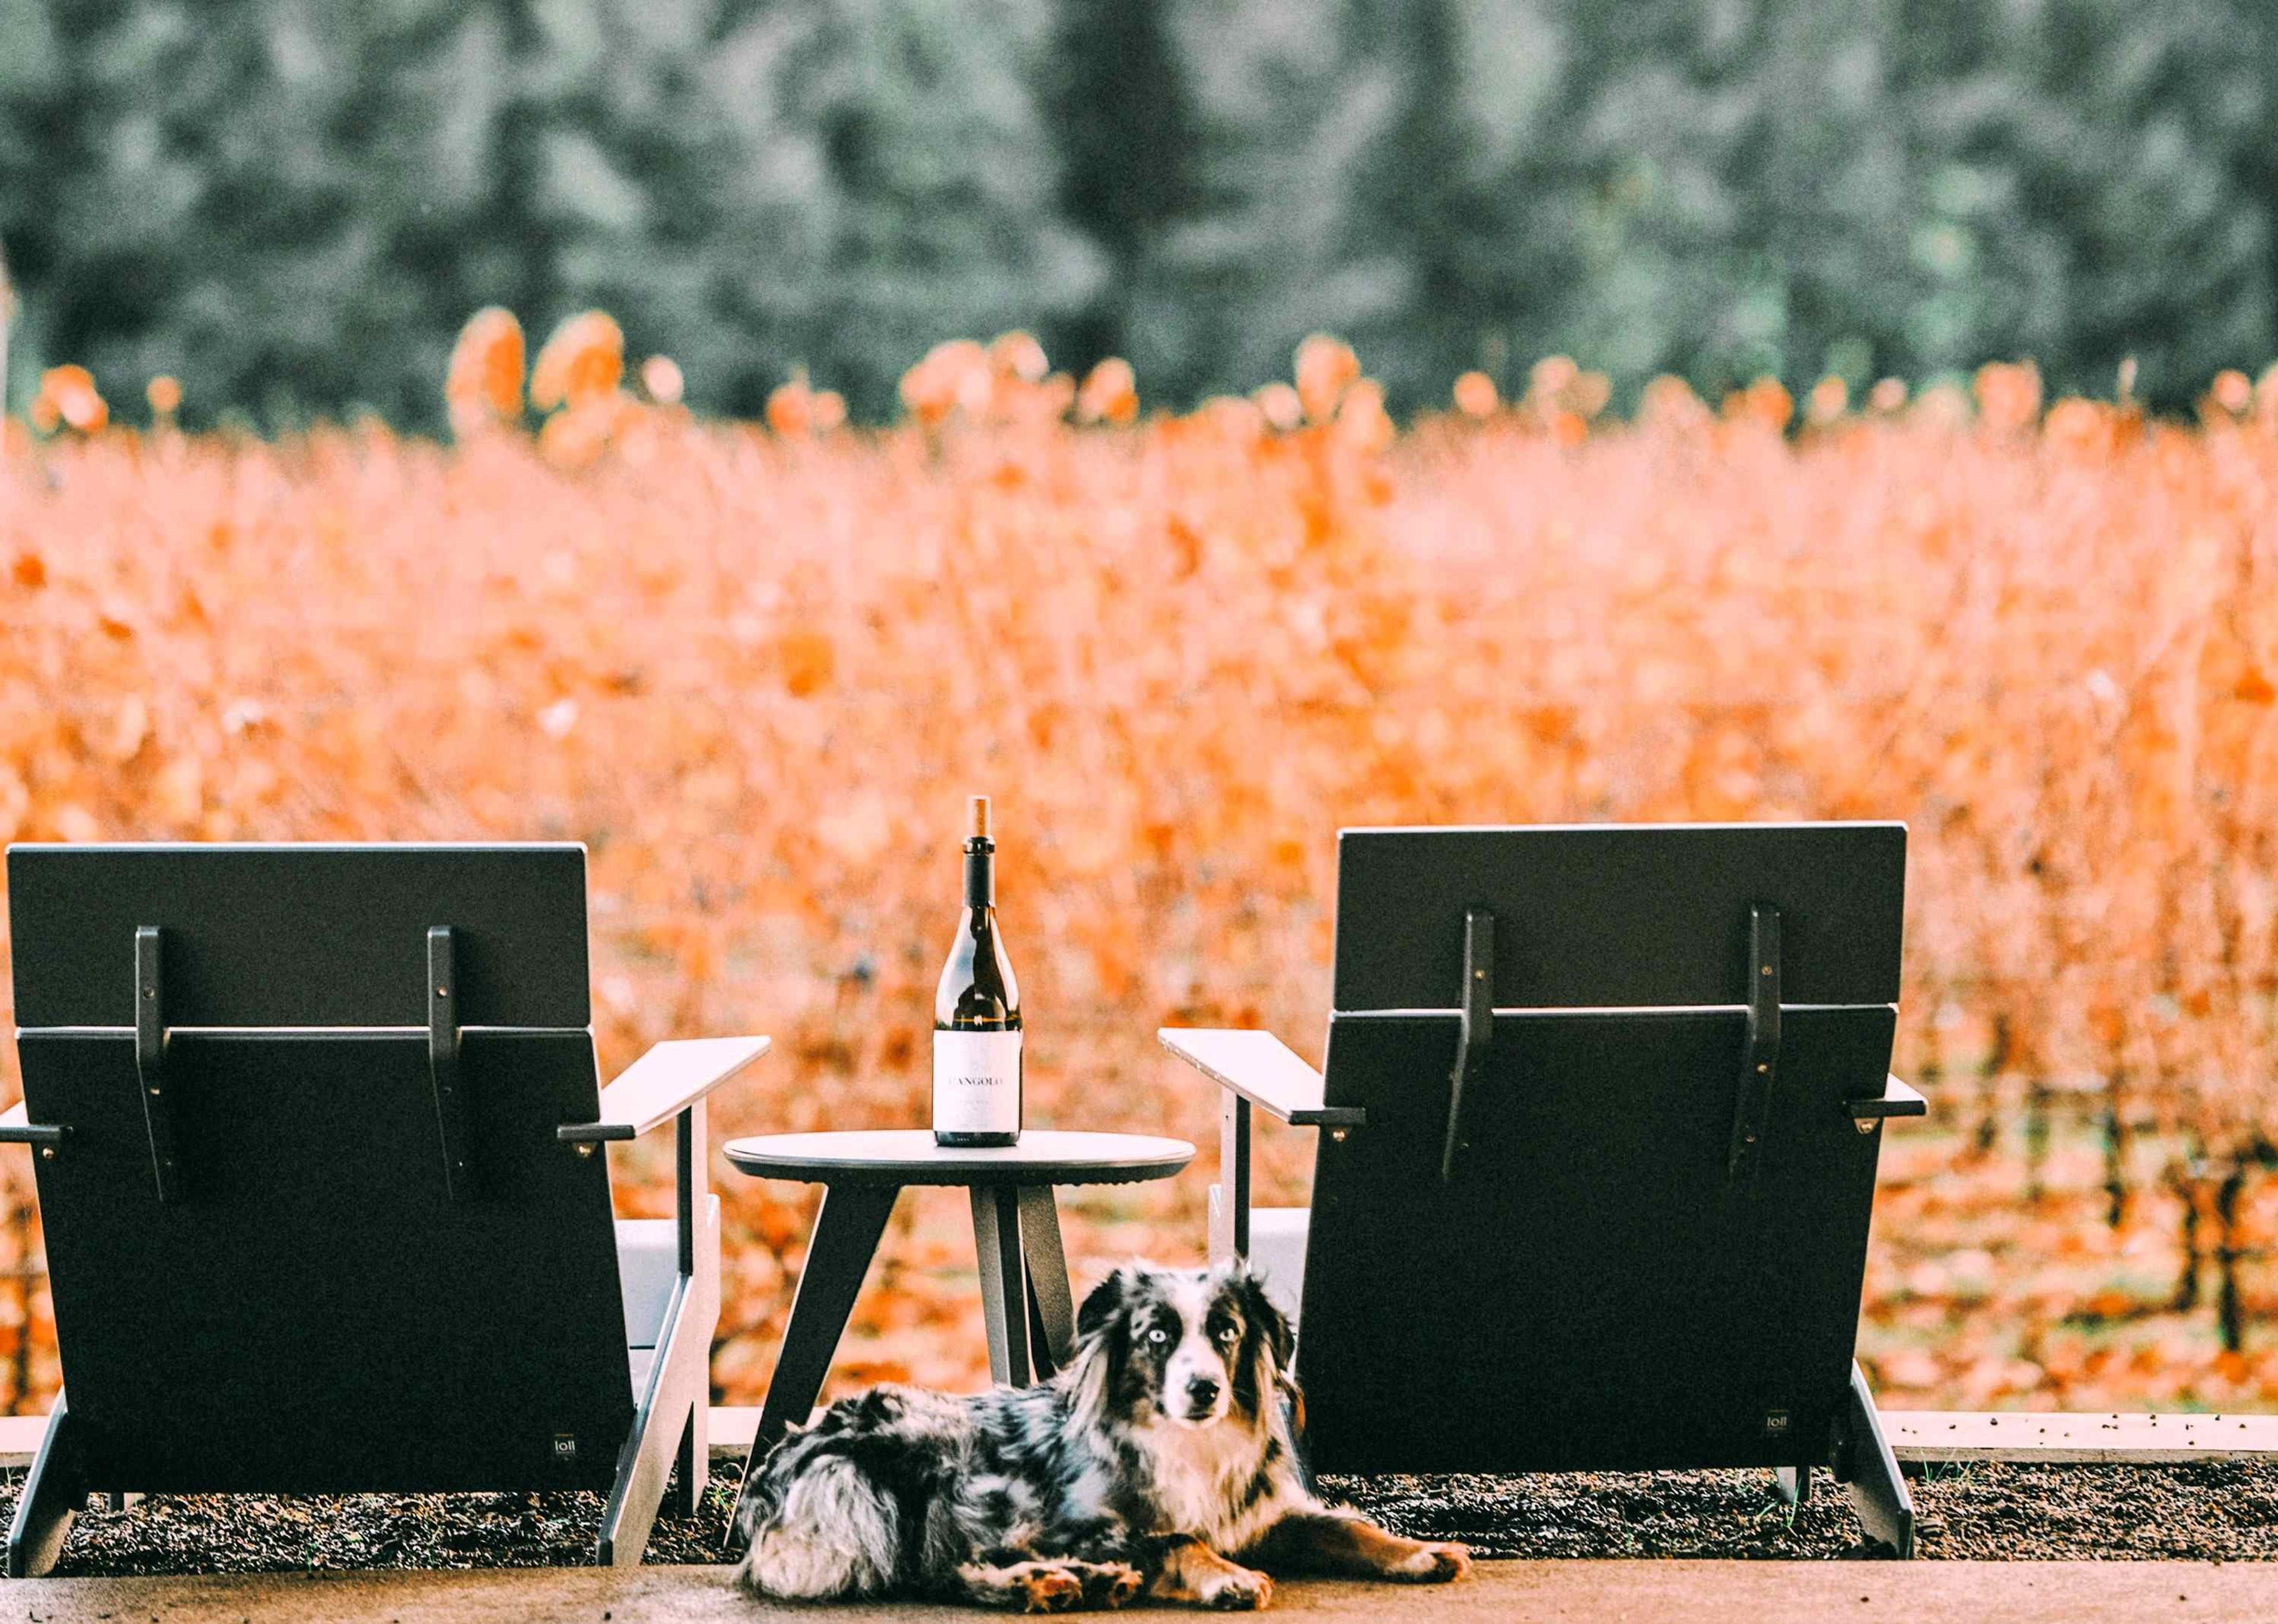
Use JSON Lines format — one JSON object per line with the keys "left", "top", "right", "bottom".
{"left": 7, "top": 1460, "right": 2278, "bottom": 1574}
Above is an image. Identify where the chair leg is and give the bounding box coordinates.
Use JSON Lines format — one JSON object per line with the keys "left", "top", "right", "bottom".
{"left": 725, "top": 1181, "right": 900, "bottom": 1556}
{"left": 1833, "top": 1361, "right": 1914, "bottom": 1558}
{"left": 8, "top": 1397, "right": 88, "bottom": 1578}
{"left": 971, "top": 1183, "right": 1032, "bottom": 1387}
{"left": 1774, "top": 1464, "right": 1812, "bottom": 1507}
{"left": 599, "top": 1195, "right": 720, "bottom": 1567}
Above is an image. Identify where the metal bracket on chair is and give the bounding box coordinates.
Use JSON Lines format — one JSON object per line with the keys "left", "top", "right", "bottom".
{"left": 134, "top": 926, "right": 180, "bottom": 1203}
{"left": 428, "top": 926, "right": 473, "bottom": 1201}
{"left": 0, "top": 1119, "right": 65, "bottom": 1152}
{"left": 1726, "top": 903, "right": 1781, "bottom": 1191}
{"left": 1440, "top": 909, "right": 1495, "bottom": 1183}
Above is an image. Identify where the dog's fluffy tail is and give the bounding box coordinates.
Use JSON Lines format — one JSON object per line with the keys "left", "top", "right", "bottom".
{"left": 734, "top": 1454, "right": 900, "bottom": 1600}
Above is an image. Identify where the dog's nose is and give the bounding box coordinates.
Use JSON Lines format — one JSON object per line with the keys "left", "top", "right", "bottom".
{"left": 1186, "top": 1377, "right": 1222, "bottom": 1410}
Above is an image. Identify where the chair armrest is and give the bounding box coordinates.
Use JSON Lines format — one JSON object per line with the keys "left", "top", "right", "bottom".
{"left": 1157, "top": 1028, "right": 1364, "bottom": 1128}
{"left": 559, "top": 1036, "right": 770, "bottom": 1143}
{"left": 1845, "top": 1074, "right": 1927, "bottom": 1120}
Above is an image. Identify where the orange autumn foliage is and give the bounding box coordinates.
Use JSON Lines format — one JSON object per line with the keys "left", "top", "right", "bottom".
{"left": 1334, "top": 378, "right": 1395, "bottom": 453}
{"left": 1452, "top": 371, "right": 1499, "bottom": 419}
{"left": 530, "top": 311, "right": 625, "bottom": 413}
{"left": 1729, "top": 374, "right": 1795, "bottom": 432}
{"left": 1640, "top": 373, "right": 1711, "bottom": 429}
{"left": 639, "top": 355, "right": 686, "bottom": 407}
{"left": 988, "top": 331, "right": 1049, "bottom": 385}
{"left": 1074, "top": 358, "right": 1138, "bottom": 426}
{"left": 1294, "top": 335, "right": 1361, "bottom": 424}
{"left": 901, "top": 339, "right": 994, "bottom": 426}
{"left": 446, "top": 307, "right": 527, "bottom": 437}
{"left": 2, "top": 333, "right": 2278, "bottom": 1415}
{"left": 1975, "top": 359, "right": 2044, "bottom": 434}
{"left": 31, "top": 366, "right": 107, "bottom": 434}
{"left": 766, "top": 376, "right": 818, "bottom": 438}
{"left": 1252, "top": 382, "right": 1303, "bottom": 432}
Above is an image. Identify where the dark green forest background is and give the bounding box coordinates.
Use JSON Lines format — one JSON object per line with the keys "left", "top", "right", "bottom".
{"left": 2, "top": 0, "right": 2273, "bottom": 430}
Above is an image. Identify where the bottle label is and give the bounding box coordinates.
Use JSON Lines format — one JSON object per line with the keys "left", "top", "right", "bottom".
{"left": 933, "top": 1030, "right": 1023, "bottom": 1135}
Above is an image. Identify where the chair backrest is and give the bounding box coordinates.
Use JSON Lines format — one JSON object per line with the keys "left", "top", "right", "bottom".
{"left": 1297, "top": 823, "right": 1905, "bottom": 1474}
{"left": 6, "top": 843, "right": 634, "bottom": 1494}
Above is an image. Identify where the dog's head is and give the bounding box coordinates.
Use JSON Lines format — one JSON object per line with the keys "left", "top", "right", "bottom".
{"left": 1070, "top": 1262, "right": 1294, "bottom": 1430}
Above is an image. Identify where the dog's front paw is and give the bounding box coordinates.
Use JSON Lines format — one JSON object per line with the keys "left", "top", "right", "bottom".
{"left": 1199, "top": 1565, "right": 1274, "bottom": 1610}
{"left": 1012, "top": 1564, "right": 1087, "bottom": 1613}
{"left": 1390, "top": 1542, "right": 1471, "bottom": 1584}
{"left": 1080, "top": 1561, "right": 1144, "bottom": 1609}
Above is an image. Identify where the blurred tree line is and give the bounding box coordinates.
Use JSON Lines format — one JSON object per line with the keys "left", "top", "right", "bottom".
{"left": 1, "top": 0, "right": 2271, "bottom": 429}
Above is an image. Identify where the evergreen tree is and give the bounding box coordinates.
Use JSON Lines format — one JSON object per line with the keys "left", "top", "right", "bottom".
{"left": 1525, "top": 0, "right": 1919, "bottom": 399}
{"left": 0, "top": 0, "right": 59, "bottom": 408}
{"left": 0, "top": 0, "right": 2269, "bottom": 425}
{"left": 774, "top": 0, "right": 1101, "bottom": 416}
{"left": 1145, "top": 0, "right": 1396, "bottom": 403}
{"left": 1042, "top": 0, "right": 1197, "bottom": 377}
{"left": 488, "top": 0, "right": 834, "bottom": 416}
{"left": 1931, "top": 0, "right": 2273, "bottom": 399}
{"left": 0, "top": 1, "right": 555, "bottom": 426}
{"left": 1337, "top": 0, "right": 1475, "bottom": 403}
{"left": 1151, "top": 0, "right": 1573, "bottom": 411}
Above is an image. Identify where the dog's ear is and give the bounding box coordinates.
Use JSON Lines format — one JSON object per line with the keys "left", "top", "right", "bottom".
{"left": 1237, "top": 1269, "right": 1295, "bottom": 1371}
{"left": 1067, "top": 1267, "right": 1133, "bottom": 1428}
{"left": 1076, "top": 1266, "right": 1131, "bottom": 1345}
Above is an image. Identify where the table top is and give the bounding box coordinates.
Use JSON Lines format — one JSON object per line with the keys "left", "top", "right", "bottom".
{"left": 722, "top": 1129, "right": 1195, "bottom": 1187}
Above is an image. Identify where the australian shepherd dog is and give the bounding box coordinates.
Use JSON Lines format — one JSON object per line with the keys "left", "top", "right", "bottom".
{"left": 734, "top": 1262, "right": 1471, "bottom": 1610}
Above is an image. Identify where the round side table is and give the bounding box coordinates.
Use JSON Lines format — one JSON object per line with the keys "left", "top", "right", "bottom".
{"left": 722, "top": 1128, "right": 1192, "bottom": 1533}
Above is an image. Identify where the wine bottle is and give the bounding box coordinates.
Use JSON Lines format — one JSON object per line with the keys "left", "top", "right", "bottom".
{"left": 933, "top": 795, "right": 1023, "bottom": 1146}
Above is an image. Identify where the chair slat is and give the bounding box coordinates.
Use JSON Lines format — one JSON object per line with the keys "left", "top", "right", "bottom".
{"left": 7, "top": 844, "right": 589, "bottom": 1029}
{"left": 1331, "top": 823, "right": 1904, "bottom": 1011}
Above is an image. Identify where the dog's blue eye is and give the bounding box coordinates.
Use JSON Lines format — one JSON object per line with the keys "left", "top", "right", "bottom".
{"left": 1147, "top": 1328, "right": 1169, "bottom": 1345}
{"left": 1216, "top": 1326, "right": 1239, "bottom": 1343}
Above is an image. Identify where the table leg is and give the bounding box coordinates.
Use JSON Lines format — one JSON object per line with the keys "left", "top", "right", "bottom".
{"left": 1017, "top": 1186, "right": 1076, "bottom": 1376}
{"left": 970, "top": 1183, "right": 1032, "bottom": 1387}
{"left": 728, "top": 1182, "right": 899, "bottom": 1550}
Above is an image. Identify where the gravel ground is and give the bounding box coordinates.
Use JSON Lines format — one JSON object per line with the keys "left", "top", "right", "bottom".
{"left": 0, "top": 1472, "right": 746, "bottom": 1576}
{"left": 1330, "top": 1462, "right": 2278, "bottom": 1561}
{"left": 7, "top": 1460, "right": 2278, "bottom": 1574}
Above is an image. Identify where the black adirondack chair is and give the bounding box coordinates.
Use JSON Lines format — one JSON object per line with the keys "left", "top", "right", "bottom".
{"left": 1160, "top": 823, "right": 1924, "bottom": 1556}
{"left": 0, "top": 843, "right": 768, "bottom": 1576}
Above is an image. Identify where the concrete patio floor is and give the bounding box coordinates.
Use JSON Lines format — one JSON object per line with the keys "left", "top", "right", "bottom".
{"left": 5, "top": 1561, "right": 2278, "bottom": 1623}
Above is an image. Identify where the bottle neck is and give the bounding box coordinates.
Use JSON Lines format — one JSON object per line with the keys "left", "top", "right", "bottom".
{"left": 964, "top": 839, "right": 994, "bottom": 910}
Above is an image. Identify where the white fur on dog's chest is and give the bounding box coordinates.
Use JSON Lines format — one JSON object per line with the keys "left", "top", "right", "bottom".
{"left": 1132, "top": 1416, "right": 1305, "bottom": 1550}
